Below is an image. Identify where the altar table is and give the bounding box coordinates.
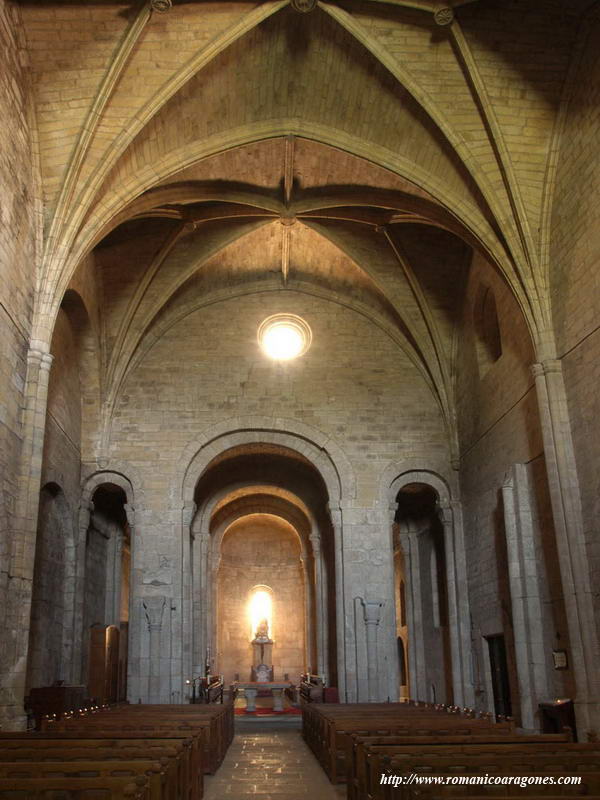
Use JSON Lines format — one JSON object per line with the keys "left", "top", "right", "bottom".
{"left": 233, "top": 681, "right": 292, "bottom": 712}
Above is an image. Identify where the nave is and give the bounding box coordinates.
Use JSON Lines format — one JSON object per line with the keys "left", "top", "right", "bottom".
{"left": 3, "top": 698, "right": 600, "bottom": 798}
{"left": 204, "top": 722, "right": 345, "bottom": 800}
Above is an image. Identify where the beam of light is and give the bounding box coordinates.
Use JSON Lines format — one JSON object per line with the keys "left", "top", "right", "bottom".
{"left": 249, "top": 589, "right": 272, "bottom": 641}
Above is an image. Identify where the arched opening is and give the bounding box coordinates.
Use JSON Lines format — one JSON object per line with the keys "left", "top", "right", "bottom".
{"left": 249, "top": 585, "right": 273, "bottom": 644}
{"left": 395, "top": 482, "right": 452, "bottom": 704}
{"left": 473, "top": 284, "right": 503, "bottom": 377}
{"left": 26, "top": 483, "right": 74, "bottom": 691}
{"left": 217, "top": 515, "right": 307, "bottom": 684}
{"left": 190, "top": 442, "right": 338, "bottom": 697}
{"left": 397, "top": 636, "right": 407, "bottom": 688}
{"left": 394, "top": 547, "right": 409, "bottom": 700}
{"left": 81, "top": 482, "right": 130, "bottom": 703}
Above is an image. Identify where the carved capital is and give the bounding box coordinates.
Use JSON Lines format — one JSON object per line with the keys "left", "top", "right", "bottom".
{"left": 437, "top": 503, "right": 453, "bottom": 526}
{"left": 27, "top": 348, "right": 53, "bottom": 372}
{"left": 329, "top": 506, "right": 343, "bottom": 526}
{"left": 182, "top": 502, "right": 197, "bottom": 530}
{"left": 531, "top": 362, "right": 545, "bottom": 380}
{"left": 433, "top": 5, "right": 454, "bottom": 26}
{"left": 502, "top": 470, "right": 515, "bottom": 490}
{"left": 143, "top": 595, "right": 166, "bottom": 631}
{"left": 40, "top": 352, "right": 54, "bottom": 372}
{"left": 360, "top": 598, "right": 384, "bottom": 626}
{"left": 124, "top": 503, "right": 135, "bottom": 528}
{"left": 150, "top": 0, "right": 172, "bottom": 12}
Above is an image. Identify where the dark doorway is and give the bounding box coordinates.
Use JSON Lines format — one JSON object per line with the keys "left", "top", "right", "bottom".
{"left": 487, "top": 634, "right": 512, "bottom": 718}
{"left": 397, "top": 637, "right": 407, "bottom": 686}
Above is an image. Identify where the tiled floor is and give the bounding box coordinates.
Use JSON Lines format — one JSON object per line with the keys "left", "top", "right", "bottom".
{"left": 204, "top": 722, "right": 347, "bottom": 799}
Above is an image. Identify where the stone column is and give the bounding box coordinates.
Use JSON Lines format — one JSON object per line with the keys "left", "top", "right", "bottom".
{"left": 123, "top": 502, "right": 138, "bottom": 701}
{"left": 360, "top": 598, "right": 384, "bottom": 702}
{"left": 72, "top": 499, "right": 93, "bottom": 685}
{"left": 532, "top": 360, "right": 600, "bottom": 735}
{"left": 272, "top": 688, "right": 284, "bottom": 712}
{"left": 143, "top": 595, "right": 166, "bottom": 703}
{"left": 438, "top": 501, "right": 474, "bottom": 708}
{"left": 502, "top": 463, "right": 550, "bottom": 731}
{"left": 300, "top": 549, "right": 314, "bottom": 673}
{"left": 400, "top": 523, "right": 427, "bottom": 701}
{"left": 310, "top": 531, "right": 327, "bottom": 679}
{"left": 190, "top": 507, "right": 209, "bottom": 679}
{"left": 208, "top": 535, "right": 221, "bottom": 678}
{"left": 181, "top": 502, "right": 196, "bottom": 685}
{"left": 330, "top": 505, "right": 347, "bottom": 700}
{"left": 2, "top": 348, "right": 53, "bottom": 728}
{"left": 244, "top": 687, "right": 257, "bottom": 712}
{"left": 104, "top": 523, "right": 122, "bottom": 628}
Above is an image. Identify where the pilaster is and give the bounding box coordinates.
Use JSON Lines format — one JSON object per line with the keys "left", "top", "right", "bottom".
{"left": 532, "top": 359, "right": 600, "bottom": 735}
{"left": 2, "top": 348, "right": 53, "bottom": 729}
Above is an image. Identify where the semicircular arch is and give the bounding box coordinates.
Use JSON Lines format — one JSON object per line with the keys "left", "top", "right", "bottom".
{"left": 178, "top": 417, "right": 356, "bottom": 509}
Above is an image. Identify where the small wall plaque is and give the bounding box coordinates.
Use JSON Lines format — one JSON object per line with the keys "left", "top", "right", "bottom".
{"left": 552, "top": 649, "right": 568, "bottom": 670}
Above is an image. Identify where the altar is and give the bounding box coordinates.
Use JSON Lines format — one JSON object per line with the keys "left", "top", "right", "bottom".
{"left": 234, "top": 615, "right": 291, "bottom": 711}
{"left": 234, "top": 681, "right": 292, "bottom": 712}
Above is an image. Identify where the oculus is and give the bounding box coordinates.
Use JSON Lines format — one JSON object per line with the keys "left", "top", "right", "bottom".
{"left": 258, "top": 314, "right": 312, "bottom": 361}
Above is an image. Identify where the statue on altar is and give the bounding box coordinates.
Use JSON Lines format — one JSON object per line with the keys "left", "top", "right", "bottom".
{"left": 254, "top": 617, "right": 271, "bottom": 643}
{"left": 251, "top": 617, "right": 274, "bottom": 681}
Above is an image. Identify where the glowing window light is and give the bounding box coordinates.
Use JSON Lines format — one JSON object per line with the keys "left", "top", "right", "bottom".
{"left": 249, "top": 588, "right": 273, "bottom": 642}
{"left": 258, "top": 314, "right": 311, "bottom": 361}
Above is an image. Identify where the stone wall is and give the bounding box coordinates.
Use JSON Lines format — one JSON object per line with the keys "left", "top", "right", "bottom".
{"left": 0, "top": 0, "right": 40, "bottom": 723}
{"left": 81, "top": 515, "right": 110, "bottom": 685}
{"left": 111, "top": 289, "right": 450, "bottom": 702}
{"left": 217, "top": 515, "right": 306, "bottom": 685}
{"left": 550, "top": 11, "right": 600, "bottom": 639}
{"left": 41, "top": 307, "right": 82, "bottom": 503}
{"left": 26, "top": 485, "right": 70, "bottom": 690}
{"left": 456, "top": 251, "right": 571, "bottom": 717}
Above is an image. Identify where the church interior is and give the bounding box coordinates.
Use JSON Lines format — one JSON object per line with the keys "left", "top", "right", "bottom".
{"left": 1, "top": 0, "right": 600, "bottom": 795}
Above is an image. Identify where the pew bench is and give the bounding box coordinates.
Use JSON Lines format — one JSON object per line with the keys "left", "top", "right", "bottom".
{"left": 0, "top": 733, "right": 201, "bottom": 800}
{"left": 46, "top": 714, "right": 221, "bottom": 774}
{"left": 0, "top": 748, "right": 186, "bottom": 800}
{"left": 319, "top": 716, "right": 514, "bottom": 783}
{"left": 0, "top": 760, "right": 174, "bottom": 800}
{"left": 348, "top": 733, "right": 575, "bottom": 800}
{"left": 0, "top": 775, "right": 150, "bottom": 799}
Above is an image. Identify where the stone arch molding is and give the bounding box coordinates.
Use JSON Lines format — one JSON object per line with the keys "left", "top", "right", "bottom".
{"left": 178, "top": 416, "right": 357, "bottom": 508}
{"left": 80, "top": 465, "right": 143, "bottom": 543}
{"left": 379, "top": 462, "right": 454, "bottom": 513}
{"left": 211, "top": 505, "right": 311, "bottom": 567}
{"left": 81, "top": 469, "right": 137, "bottom": 507}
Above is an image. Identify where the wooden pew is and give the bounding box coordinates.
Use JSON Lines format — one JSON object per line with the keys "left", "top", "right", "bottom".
{"left": 373, "top": 752, "right": 600, "bottom": 800}
{"left": 302, "top": 703, "right": 513, "bottom": 783}
{"left": 45, "top": 708, "right": 227, "bottom": 774}
{"left": 300, "top": 673, "right": 324, "bottom": 703}
{"left": 0, "top": 760, "right": 172, "bottom": 800}
{"left": 302, "top": 701, "right": 506, "bottom": 762}
{"left": 0, "top": 701, "right": 238, "bottom": 799}
{"left": 0, "top": 775, "right": 150, "bottom": 799}
{"left": 0, "top": 747, "right": 184, "bottom": 800}
{"left": 0, "top": 733, "right": 201, "bottom": 800}
{"left": 347, "top": 733, "right": 575, "bottom": 800}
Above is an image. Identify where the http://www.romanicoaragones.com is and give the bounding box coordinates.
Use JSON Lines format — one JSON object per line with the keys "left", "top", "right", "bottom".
{"left": 380, "top": 773, "right": 582, "bottom": 789}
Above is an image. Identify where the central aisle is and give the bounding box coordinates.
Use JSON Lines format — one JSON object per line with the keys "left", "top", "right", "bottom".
{"left": 204, "top": 722, "right": 346, "bottom": 799}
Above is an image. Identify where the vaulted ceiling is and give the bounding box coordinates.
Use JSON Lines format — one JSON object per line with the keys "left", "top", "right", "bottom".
{"left": 18, "top": 0, "right": 592, "bottom": 438}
